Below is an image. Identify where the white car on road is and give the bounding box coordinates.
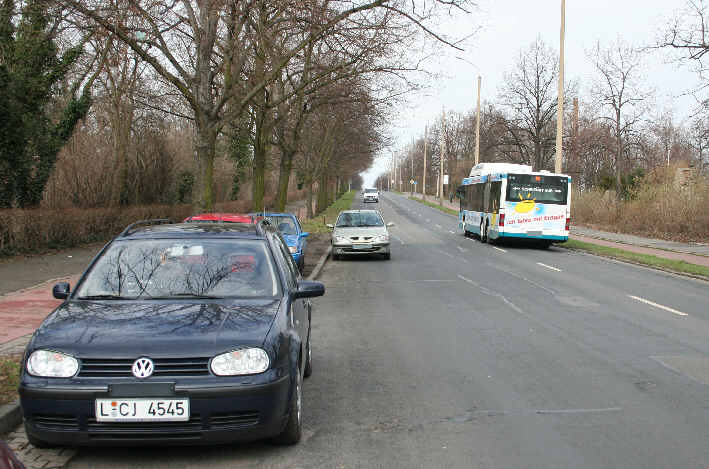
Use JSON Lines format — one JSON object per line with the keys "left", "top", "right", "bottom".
{"left": 362, "top": 188, "right": 379, "bottom": 203}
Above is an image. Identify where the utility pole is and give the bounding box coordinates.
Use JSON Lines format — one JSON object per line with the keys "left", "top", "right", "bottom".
{"left": 410, "top": 143, "right": 414, "bottom": 196}
{"left": 422, "top": 125, "right": 428, "bottom": 201}
{"left": 571, "top": 97, "right": 579, "bottom": 176}
{"left": 555, "top": 0, "right": 566, "bottom": 174}
{"left": 439, "top": 110, "right": 446, "bottom": 207}
{"left": 475, "top": 75, "right": 481, "bottom": 166}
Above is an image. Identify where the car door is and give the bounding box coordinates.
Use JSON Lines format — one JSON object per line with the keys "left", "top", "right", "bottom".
{"left": 272, "top": 233, "right": 310, "bottom": 357}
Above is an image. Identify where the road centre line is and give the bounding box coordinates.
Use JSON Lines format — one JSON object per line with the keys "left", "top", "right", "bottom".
{"left": 628, "top": 295, "right": 688, "bottom": 317}
{"left": 436, "top": 249, "right": 456, "bottom": 259}
{"left": 435, "top": 224, "right": 443, "bottom": 229}
{"left": 537, "top": 262, "right": 562, "bottom": 272}
{"left": 492, "top": 246, "right": 507, "bottom": 253}
{"left": 449, "top": 230, "right": 455, "bottom": 234}
{"left": 457, "top": 246, "right": 467, "bottom": 253}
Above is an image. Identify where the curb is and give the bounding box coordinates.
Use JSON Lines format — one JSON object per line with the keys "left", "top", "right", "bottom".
{"left": 307, "top": 246, "right": 332, "bottom": 281}
{"left": 0, "top": 401, "right": 21, "bottom": 435}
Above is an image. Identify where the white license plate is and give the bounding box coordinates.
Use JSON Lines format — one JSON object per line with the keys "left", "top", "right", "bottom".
{"left": 95, "top": 398, "right": 189, "bottom": 422}
{"left": 353, "top": 244, "right": 372, "bottom": 250}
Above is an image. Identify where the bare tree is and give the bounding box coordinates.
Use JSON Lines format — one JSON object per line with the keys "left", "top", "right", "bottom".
{"left": 498, "top": 38, "right": 560, "bottom": 171}
{"left": 589, "top": 38, "right": 652, "bottom": 200}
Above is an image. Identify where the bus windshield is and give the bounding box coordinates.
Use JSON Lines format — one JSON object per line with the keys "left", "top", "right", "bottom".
{"left": 506, "top": 174, "right": 567, "bottom": 205}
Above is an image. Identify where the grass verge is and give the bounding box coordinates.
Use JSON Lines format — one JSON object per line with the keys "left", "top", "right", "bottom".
{"left": 0, "top": 355, "right": 21, "bottom": 405}
{"left": 301, "top": 191, "right": 355, "bottom": 234}
{"left": 563, "top": 239, "right": 709, "bottom": 279}
{"left": 409, "top": 196, "right": 458, "bottom": 216}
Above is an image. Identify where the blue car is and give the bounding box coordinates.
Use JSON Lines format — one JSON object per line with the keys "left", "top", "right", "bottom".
{"left": 258, "top": 213, "right": 309, "bottom": 272}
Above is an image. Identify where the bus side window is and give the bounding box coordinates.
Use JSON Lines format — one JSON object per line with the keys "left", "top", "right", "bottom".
{"left": 490, "top": 181, "right": 501, "bottom": 213}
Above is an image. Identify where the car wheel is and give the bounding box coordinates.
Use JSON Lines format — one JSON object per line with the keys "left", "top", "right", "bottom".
{"left": 304, "top": 339, "right": 312, "bottom": 378}
{"left": 382, "top": 251, "right": 391, "bottom": 260}
{"left": 25, "top": 426, "right": 51, "bottom": 448}
{"left": 272, "top": 367, "right": 303, "bottom": 445}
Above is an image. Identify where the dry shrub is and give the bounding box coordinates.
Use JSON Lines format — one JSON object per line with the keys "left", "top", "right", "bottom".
{"left": 572, "top": 166, "right": 709, "bottom": 242}
{"left": 0, "top": 192, "right": 309, "bottom": 257}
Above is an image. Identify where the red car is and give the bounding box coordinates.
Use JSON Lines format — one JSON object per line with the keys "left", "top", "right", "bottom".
{"left": 184, "top": 213, "right": 255, "bottom": 224}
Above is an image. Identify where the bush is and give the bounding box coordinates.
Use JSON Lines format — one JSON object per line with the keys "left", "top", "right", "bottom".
{"left": 0, "top": 198, "right": 278, "bottom": 258}
{"left": 572, "top": 166, "right": 709, "bottom": 242}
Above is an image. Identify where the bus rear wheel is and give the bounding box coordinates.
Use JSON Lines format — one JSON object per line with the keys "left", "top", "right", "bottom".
{"left": 479, "top": 221, "right": 487, "bottom": 243}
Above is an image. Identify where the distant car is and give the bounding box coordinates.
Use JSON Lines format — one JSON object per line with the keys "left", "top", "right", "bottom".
{"left": 362, "top": 188, "right": 379, "bottom": 203}
{"left": 19, "top": 220, "right": 324, "bottom": 447}
{"left": 184, "top": 213, "right": 256, "bottom": 224}
{"left": 258, "top": 213, "right": 309, "bottom": 272}
{"left": 328, "top": 210, "right": 393, "bottom": 260}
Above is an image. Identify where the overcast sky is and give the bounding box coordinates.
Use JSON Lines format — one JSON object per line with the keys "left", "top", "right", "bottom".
{"left": 362, "top": 0, "right": 699, "bottom": 186}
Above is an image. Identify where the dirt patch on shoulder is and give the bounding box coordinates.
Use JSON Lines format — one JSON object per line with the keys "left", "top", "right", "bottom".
{"left": 302, "top": 234, "right": 330, "bottom": 278}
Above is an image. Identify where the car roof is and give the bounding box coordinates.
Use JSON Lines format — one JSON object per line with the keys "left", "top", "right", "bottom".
{"left": 119, "top": 222, "right": 273, "bottom": 240}
{"left": 185, "top": 213, "right": 254, "bottom": 223}
{"left": 339, "top": 209, "right": 380, "bottom": 214}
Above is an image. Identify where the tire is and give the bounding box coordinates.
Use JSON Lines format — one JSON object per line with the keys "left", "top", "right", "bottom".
{"left": 303, "top": 339, "right": 312, "bottom": 378}
{"left": 26, "top": 426, "right": 51, "bottom": 449}
{"left": 484, "top": 223, "right": 493, "bottom": 244}
{"left": 479, "top": 221, "right": 487, "bottom": 243}
{"left": 383, "top": 251, "right": 391, "bottom": 260}
{"left": 272, "top": 367, "right": 303, "bottom": 445}
{"left": 297, "top": 256, "right": 304, "bottom": 273}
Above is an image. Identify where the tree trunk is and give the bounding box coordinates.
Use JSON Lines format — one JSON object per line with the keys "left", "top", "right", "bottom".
{"left": 306, "top": 180, "right": 314, "bottom": 218}
{"left": 275, "top": 149, "right": 295, "bottom": 211}
{"left": 193, "top": 123, "right": 217, "bottom": 211}
{"left": 316, "top": 171, "right": 329, "bottom": 213}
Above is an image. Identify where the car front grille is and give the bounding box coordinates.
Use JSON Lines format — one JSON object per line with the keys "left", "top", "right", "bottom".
{"left": 209, "top": 411, "right": 260, "bottom": 429}
{"left": 33, "top": 414, "right": 80, "bottom": 431}
{"left": 349, "top": 236, "right": 373, "bottom": 241}
{"left": 86, "top": 415, "right": 203, "bottom": 433}
{"left": 78, "top": 357, "right": 211, "bottom": 378}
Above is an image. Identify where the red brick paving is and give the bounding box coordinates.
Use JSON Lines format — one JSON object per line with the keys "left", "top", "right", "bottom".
{"left": 0, "top": 276, "right": 79, "bottom": 345}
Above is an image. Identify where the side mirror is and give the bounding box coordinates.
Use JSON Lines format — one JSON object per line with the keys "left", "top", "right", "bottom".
{"left": 293, "top": 280, "right": 325, "bottom": 299}
{"left": 52, "top": 282, "right": 70, "bottom": 300}
{"left": 300, "top": 232, "right": 310, "bottom": 238}
{"left": 386, "top": 222, "right": 395, "bottom": 227}
{"left": 326, "top": 223, "right": 334, "bottom": 229}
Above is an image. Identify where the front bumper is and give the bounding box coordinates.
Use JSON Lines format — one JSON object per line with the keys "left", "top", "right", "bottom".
{"left": 332, "top": 243, "right": 390, "bottom": 256}
{"left": 363, "top": 197, "right": 378, "bottom": 203}
{"left": 20, "top": 373, "right": 292, "bottom": 446}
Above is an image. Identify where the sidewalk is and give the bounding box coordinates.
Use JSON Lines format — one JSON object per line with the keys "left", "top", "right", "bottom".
{"left": 400, "top": 191, "right": 709, "bottom": 267}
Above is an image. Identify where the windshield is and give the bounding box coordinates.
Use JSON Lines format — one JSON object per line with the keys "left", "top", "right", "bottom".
{"left": 506, "top": 174, "right": 568, "bottom": 205}
{"left": 365, "top": 188, "right": 378, "bottom": 193}
{"left": 336, "top": 212, "right": 384, "bottom": 227}
{"left": 265, "top": 216, "right": 297, "bottom": 236}
{"left": 75, "top": 239, "right": 280, "bottom": 299}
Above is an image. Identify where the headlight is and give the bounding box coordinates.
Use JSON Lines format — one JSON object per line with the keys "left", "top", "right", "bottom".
{"left": 374, "top": 234, "right": 389, "bottom": 242}
{"left": 288, "top": 246, "right": 297, "bottom": 254}
{"left": 210, "top": 348, "right": 269, "bottom": 376}
{"left": 334, "top": 236, "right": 348, "bottom": 244}
{"left": 27, "top": 350, "right": 79, "bottom": 378}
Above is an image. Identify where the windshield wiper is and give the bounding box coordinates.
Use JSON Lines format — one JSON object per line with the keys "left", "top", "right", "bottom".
{"left": 148, "top": 294, "right": 225, "bottom": 299}
{"left": 78, "top": 294, "right": 131, "bottom": 300}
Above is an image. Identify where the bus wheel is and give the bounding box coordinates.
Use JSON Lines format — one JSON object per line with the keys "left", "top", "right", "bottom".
{"left": 479, "top": 221, "right": 487, "bottom": 243}
{"left": 484, "top": 222, "right": 492, "bottom": 244}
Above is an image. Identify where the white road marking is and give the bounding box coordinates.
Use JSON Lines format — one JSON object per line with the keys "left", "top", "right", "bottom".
{"left": 449, "top": 230, "right": 455, "bottom": 234}
{"left": 537, "top": 262, "right": 562, "bottom": 272}
{"left": 435, "top": 224, "right": 443, "bottom": 229}
{"left": 628, "top": 295, "right": 688, "bottom": 317}
{"left": 437, "top": 249, "right": 455, "bottom": 259}
{"left": 492, "top": 246, "right": 507, "bottom": 253}
{"left": 456, "top": 246, "right": 467, "bottom": 253}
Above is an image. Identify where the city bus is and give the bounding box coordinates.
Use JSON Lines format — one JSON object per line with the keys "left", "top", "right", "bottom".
{"left": 457, "top": 163, "right": 571, "bottom": 246}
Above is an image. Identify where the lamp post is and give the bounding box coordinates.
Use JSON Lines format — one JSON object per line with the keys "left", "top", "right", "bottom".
{"left": 555, "top": 0, "right": 566, "bottom": 174}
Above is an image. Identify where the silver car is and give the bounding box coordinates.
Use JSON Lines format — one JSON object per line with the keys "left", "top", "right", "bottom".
{"left": 328, "top": 210, "right": 393, "bottom": 260}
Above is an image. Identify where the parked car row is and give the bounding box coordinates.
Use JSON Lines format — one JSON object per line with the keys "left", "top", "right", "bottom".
{"left": 18, "top": 213, "right": 323, "bottom": 448}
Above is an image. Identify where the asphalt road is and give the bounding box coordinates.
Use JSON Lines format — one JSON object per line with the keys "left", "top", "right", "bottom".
{"left": 68, "top": 191, "right": 709, "bottom": 469}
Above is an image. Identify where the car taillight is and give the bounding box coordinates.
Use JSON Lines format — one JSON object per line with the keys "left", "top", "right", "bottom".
{"left": 499, "top": 214, "right": 505, "bottom": 226}
{"left": 565, "top": 217, "right": 570, "bottom": 231}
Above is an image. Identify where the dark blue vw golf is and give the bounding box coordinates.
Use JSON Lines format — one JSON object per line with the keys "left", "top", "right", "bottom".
{"left": 19, "top": 220, "right": 323, "bottom": 447}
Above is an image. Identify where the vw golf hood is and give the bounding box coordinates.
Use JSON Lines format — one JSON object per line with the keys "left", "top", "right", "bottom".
{"left": 30, "top": 299, "right": 281, "bottom": 357}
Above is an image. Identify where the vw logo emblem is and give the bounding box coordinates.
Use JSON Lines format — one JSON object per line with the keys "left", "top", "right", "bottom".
{"left": 132, "top": 357, "right": 154, "bottom": 378}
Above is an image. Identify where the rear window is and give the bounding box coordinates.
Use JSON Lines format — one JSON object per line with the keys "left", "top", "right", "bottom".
{"left": 506, "top": 174, "right": 568, "bottom": 205}
{"left": 76, "top": 239, "right": 280, "bottom": 299}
